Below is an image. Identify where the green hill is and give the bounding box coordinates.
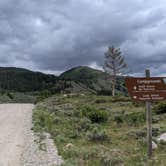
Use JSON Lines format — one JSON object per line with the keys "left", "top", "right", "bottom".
{"left": 59, "top": 66, "right": 126, "bottom": 95}
{"left": 60, "top": 66, "right": 110, "bottom": 92}
{"left": 60, "top": 66, "right": 104, "bottom": 80}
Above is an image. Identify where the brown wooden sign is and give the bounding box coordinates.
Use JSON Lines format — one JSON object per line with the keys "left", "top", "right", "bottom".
{"left": 125, "top": 77, "right": 166, "bottom": 102}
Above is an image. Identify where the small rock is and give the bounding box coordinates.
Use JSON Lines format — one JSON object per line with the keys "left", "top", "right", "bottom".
{"left": 157, "top": 133, "right": 166, "bottom": 142}
{"left": 65, "top": 143, "right": 74, "bottom": 150}
{"left": 152, "top": 141, "right": 158, "bottom": 150}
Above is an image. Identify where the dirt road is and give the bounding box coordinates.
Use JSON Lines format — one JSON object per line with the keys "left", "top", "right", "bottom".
{"left": 0, "top": 104, "right": 34, "bottom": 166}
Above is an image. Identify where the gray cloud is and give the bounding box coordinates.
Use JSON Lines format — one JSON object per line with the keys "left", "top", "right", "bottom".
{"left": 0, "top": 0, "right": 166, "bottom": 75}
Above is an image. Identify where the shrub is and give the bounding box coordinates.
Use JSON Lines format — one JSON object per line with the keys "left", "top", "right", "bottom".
{"left": 100, "top": 150, "right": 123, "bottom": 166}
{"left": 97, "top": 90, "right": 112, "bottom": 96}
{"left": 114, "top": 112, "right": 145, "bottom": 127}
{"left": 125, "top": 112, "right": 145, "bottom": 126}
{"left": 114, "top": 115, "right": 123, "bottom": 124}
{"left": 154, "top": 101, "right": 166, "bottom": 114}
{"left": 152, "top": 127, "right": 160, "bottom": 137}
{"left": 62, "top": 146, "right": 101, "bottom": 165}
{"left": 61, "top": 159, "right": 78, "bottom": 166}
{"left": 55, "top": 134, "right": 68, "bottom": 143}
{"left": 52, "top": 116, "right": 62, "bottom": 124}
{"left": 68, "top": 130, "right": 80, "bottom": 139}
{"left": 58, "top": 109, "right": 74, "bottom": 117}
{"left": 86, "top": 126, "right": 109, "bottom": 141}
{"left": 32, "top": 109, "right": 52, "bottom": 132}
{"left": 111, "top": 96, "right": 130, "bottom": 102}
{"left": 7, "top": 92, "right": 14, "bottom": 99}
{"left": 81, "top": 107, "right": 108, "bottom": 124}
{"left": 128, "top": 129, "right": 146, "bottom": 139}
{"left": 76, "top": 117, "right": 91, "bottom": 132}
{"left": 132, "top": 102, "right": 144, "bottom": 107}
{"left": 159, "top": 140, "right": 166, "bottom": 146}
{"left": 36, "top": 90, "right": 51, "bottom": 102}
{"left": 95, "top": 99, "right": 108, "bottom": 104}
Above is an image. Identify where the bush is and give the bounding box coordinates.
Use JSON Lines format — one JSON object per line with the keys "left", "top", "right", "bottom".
{"left": 114, "top": 115, "right": 124, "bottom": 124}
{"left": 132, "top": 102, "right": 144, "bottom": 107}
{"left": 86, "top": 126, "right": 109, "bottom": 141}
{"left": 111, "top": 96, "right": 130, "bottom": 102}
{"left": 128, "top": 129, "right": 146, "bottom": 139}
{"left": 76, "top": 117, "right": 91, "bottom": 132}
{"left": 125, "top": 112, "right": 145, "bottom": 126}
{"left": 36, "top": 90, "right": 52, "bottom": 102}
{"left": 95, "top": 99, "right": 108, "bottom": 104}
{"left": 62, "top": 145, "right": 102, "bottom": 165}
{"left": 32, "top": 109, "right": 53, "bottom": 132}
{"left": 81, "top": 107, "right": 108, "bottom": 124}
{"left": 68, "top": 130, "right": 80, "bottom": 139}
{"left": 114, "top": 112, "right": 145, "bottom": 126}
{"left": 97, "top": 90, "right": 112, "bottom": 96}
{"left": 100, "top": 150, "right": 123, "bottom": 166}
{"left": 7, "top": 92, "right": 14, "bottom": 99}
{"left": 154, "top": 101, "right": 166, "bottom": 114}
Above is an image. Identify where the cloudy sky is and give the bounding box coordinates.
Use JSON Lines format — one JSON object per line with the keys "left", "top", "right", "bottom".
{"left": 0, "top": 0, "right": 166, "bottom": 76}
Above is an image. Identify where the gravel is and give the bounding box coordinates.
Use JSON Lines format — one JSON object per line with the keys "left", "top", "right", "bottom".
{"left": 21, "top": 106, "right": 63, "bottom": 166}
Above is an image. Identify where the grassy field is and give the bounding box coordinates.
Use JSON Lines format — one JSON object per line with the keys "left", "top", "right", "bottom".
{"left": 33, "top": 94, "right": 166, "bottom": 166}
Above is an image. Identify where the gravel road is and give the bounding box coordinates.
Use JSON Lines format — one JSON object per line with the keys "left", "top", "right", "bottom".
{"left": 0, "top": 104, "right": 63, "bottom": 166}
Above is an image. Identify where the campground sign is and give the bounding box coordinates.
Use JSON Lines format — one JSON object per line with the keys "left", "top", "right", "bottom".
{"left": 125, "top": 77, "right": 166, "bottom": 102}
{"left": 125, "top": 70, "right": 166, "bottom": 159}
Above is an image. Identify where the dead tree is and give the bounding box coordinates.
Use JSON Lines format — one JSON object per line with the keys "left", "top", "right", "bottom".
{"left": 103, "top": 46, "right": 127, "bottom": 97}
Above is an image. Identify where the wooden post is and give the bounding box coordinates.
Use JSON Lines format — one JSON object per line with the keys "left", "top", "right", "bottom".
{"left": 145, "top": 69, "right": 152, "bottom": 159}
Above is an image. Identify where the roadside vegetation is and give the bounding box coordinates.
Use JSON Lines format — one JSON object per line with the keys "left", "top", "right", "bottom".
{"left": 33, "top": 94, "right": 166, "bottom": 166}
{"left": 0, "top": 91, "right": 36, "bottom": 103}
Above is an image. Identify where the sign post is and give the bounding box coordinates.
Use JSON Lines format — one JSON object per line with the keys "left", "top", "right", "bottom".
{"left": 125, "top": 71, "right": 166, "bottom": 159}
{"left": 145, "top": 69, "right": 152, "bottom": 159}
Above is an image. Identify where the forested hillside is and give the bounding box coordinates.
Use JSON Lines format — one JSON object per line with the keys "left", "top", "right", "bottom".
{"left": 0, "top": 67, "right": 58, "bottom": 92}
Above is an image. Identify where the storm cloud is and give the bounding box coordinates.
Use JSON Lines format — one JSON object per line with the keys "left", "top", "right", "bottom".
{"left": 0, "top": 0, "right": 166, "bottom": 75}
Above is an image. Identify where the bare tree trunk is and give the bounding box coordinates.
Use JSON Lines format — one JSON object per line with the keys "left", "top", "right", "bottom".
{"left": 112, "top": 61, "right": 116, "bottom": 97}
{"left": 112, "top": 77, "right": 116, "bottom": 97}
{"left": 112, "top": 82, "right": 115, "bottom": 96}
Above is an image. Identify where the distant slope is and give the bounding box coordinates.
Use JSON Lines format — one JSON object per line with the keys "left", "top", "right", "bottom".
{"left": 59, "top": 66, "right": 126, "bottom": 95}
{"left": 0, "top": 67, "right": 58, "bottom": 92}
{"left": 59, "top": 66, "right": 109, "bottom": 93}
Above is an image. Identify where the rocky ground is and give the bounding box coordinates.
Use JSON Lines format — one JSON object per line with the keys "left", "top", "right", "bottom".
{"left": 21, "top": 131, "right": 63, "bottom": 166}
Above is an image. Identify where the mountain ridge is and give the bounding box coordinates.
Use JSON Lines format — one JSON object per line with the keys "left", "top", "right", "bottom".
{"left": 0, "top": 66, "right": 125, "bottom": 95}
